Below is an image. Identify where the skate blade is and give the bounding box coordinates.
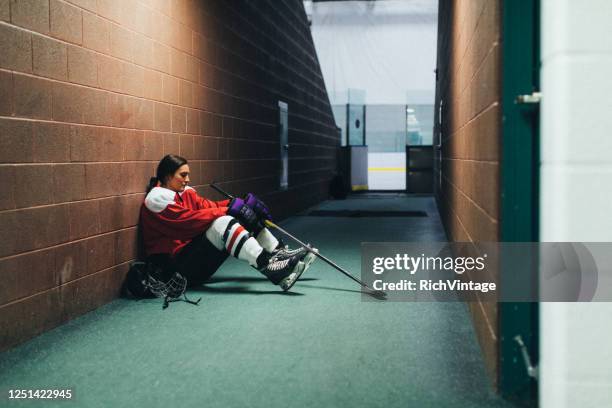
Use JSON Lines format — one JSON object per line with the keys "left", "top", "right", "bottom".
{"left": 280, "top": 261, "right": 306, "bottom": 292}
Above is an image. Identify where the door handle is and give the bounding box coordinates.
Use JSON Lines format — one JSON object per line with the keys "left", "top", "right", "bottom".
{"left": 516, "top": 92, "right": 542, "bottom": 104}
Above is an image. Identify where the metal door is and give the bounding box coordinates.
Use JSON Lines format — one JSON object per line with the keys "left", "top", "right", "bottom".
{"left": 500, "top": 0, "right": 540, "bottom": 403}
{"left": 279, "top": 101, "right": 288, "bottom": 191}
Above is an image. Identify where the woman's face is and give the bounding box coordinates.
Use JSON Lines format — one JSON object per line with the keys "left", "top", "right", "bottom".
{"left": 163, "top": 164, "right": 190, "bottom": 192}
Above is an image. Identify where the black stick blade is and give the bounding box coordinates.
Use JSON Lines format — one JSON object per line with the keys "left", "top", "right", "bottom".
{"left": 366, "top": 289, "right": 388, "bottom": 300}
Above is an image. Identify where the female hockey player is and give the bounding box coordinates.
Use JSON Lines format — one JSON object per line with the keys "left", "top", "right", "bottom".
{"left": 139, "top": 154, "right": 316, "bottom": 298}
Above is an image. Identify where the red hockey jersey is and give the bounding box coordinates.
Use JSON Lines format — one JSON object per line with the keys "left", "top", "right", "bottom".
{"left": 140, "top": 186, "right": 230, "bottom": 256}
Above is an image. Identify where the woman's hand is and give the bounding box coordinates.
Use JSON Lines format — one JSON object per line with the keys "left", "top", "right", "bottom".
{"left": 227, "top": 198, "right": 263, "bottom": 233}
{"left": 244, "top": 193, "right": 272, "bottom": 221}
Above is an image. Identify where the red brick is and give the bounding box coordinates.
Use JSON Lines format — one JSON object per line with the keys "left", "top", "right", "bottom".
{"left": 192, "top": 32, "right": 204, "bottom": 60}
{"left": 223, "top": 161, "right": 234, "bottom": 181}
{"left": 154, "top": 102, "right": 172, "bottom": 131}
{"left": 96, "top": 0, "right": 124, "bottom": 24}
{"left": 0, "top": 0, "right": 8, "bottom": 21}
{"left": 0, "top": 249, "right": 56, "bottom": 305}
{"left": 131, "top": 2, "right": 153, "bottom": 38}
{"left": 68, "top": 45, "right": 97, "bottom": 87}
{"left": 65, "top": 0, "right": 95, "bottom": 12}
{"left": 163, "top": 132, "right": 180, "bottom": 155}
{"left": 10, "top": 0, "right": 49, "bottom": 34}
{"left": 208, "top": 138, "right": 219, "bottom": 160}
{"left": 12, "top": 204, "right": 71, "bottom": 254}
{"left": 0, "top": 165, "right": 15, "bottom": 210}
{"left": 143, "top": 69, "right": 162, "bottom": 101}
{"left": 170, "top": 48, "right": 187, "bottom": 79}
{"left": 86, "top": 233, "right": 115, "bottom": 274}
{"left": 172, "top": 106, "right": 186, "bottom": 133}
{"left": 59, "top": 263, "right": 128, "bottom": 324}
{"left": 186, "top": 108, "right": 199, "bottom": 134}
{"left": 125, "top": 193, "right": 144, "bottom": 225}
{"left": 107, "top": 94, "right": 135, "bottom": 128}
{"left": 55, "top": 273, "right": 92, "bottom": 324}
{"left": 134, "top": 99, "right": 155, "bottom": 130}
{"left": 0, "top": 70, "right": 12, "bottom": 115}
{"left": 0, "top": 211, "right": 18, "bottom": 256}
{"left": 0, "top": 118, "right": 34, "bottom": 163}
{"left": 32, "top": 34, "right": 68, "bottom": 80}
{"left": 222, "top": 117, "right": 234, "bottom": 138}
{"left": 199, "top": 111, "right": 211, "bottom": 135}
{"left": 122, "top": 63, "right": 145, "bottom": 98}
{"left": 13, "top": 74, "right": 53, "bottom": 119}
{"left": 81, "top": 87, "right": 110, "bottom": 126}
{"left": 188, "top": 159, "right": 200, "bottom": 184}
{"left": 69, "top": 125, "right": 96, "bottom": 161}
{"left": 115, "top": 227, "right": 137, "bottom": 264}
{"left": 161, "top": 74, "right": 179, "bottom": 104}
{"left": 201, "top": 160, "right": 222, "bottom": 184}
{"left": 55, "top": 240, "right": 88, "bottom": 284}
{"left": 109, "top": 22, "right": 132, "bottom": 61}
{"left": 13, "top": 164, "right": 54, "bottom": 207}
{"left": 0, "top": 289, "right": 62, "bottom": 351}
{"left": 83, "top": 11, "right": 110, "bottom": 54}
{"left": 98, "top": 195, "right": 122, "bottom": 232}
{"left": 169, "top": 0, "right": 187, "bottom": 25}
{"left": 68, "top": 199, "right": 100, "bottom": 239}
{"left": 52, "top": 163, "right": 86, "bottom": 202}
{"left": 210, "top": 114, "right": 222, "bottom": 137}
{"left": 179, "top": 79, "right": 193, "bottom": 107}
{"left": 33, "top": 122, "right": 71, "bottom": 163}
{"left": 43, "top": 203, "right": 79, "bottom": 248}
{"left": 174, "top": 23, "right": 191, "bottom": 54}
{"left": 152, "top": 41, "right": 171, "bottom": 73}
{"left": 179, "top": 134, "right": 194, "bottom": 159}
{"left": 121, "top": 161, "right": 152, "bottom": 194}
{"left": 52, "top": 81, "right": 84, "bottom": 123}
{"left": 50, "top": 0, "right": 82, "bottom": 44}
{"left": 193, "top": 135, "right": 204, "bottom": 159}
{"left": 186, "top": 55, "right": 199, "bottom": 83}
{"left": 85, "top": 162, "right": 121, "bottom": 198}
{"left": 199, "top": 61, "right": 212, "bottom": 87}
{"left": 0, "top": 25, "right": 32, "bottom": 73}
{"left": 149, "top": 0, "right": 170, "bottom": 16}
{"left": 71, "top": 126, "right": 124, "bottom": 162}
{"left": 194, "top": 85, "right": 206, "bottom": 110}
{"left": 133, "top": 33, "right": 153, "bottom": 68}
{"left": 144, "top": 131, "right": 164, "bottom": 160}
{"left": 124, "top": 130, "right": 146, "bottom": 161}
{"left": 97, "top": 54, "right": 123, "bottom": 93}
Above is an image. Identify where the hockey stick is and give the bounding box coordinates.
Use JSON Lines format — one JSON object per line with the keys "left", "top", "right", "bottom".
{"left": 209, "top": 183, "right": 387, "bottom": 300}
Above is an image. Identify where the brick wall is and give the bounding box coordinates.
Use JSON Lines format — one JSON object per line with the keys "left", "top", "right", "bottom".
{"left": 0, "top": 0, "right": 337, "bottom": 351}
{"left": 433, "top": 0, "right": 501, "bottom": 386}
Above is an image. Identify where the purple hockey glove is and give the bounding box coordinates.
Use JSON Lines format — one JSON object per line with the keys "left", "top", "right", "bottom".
{"left": 227, "top": 198, "right": 263, "bottom": 233}
{"left": 244, "top": 193, "right": 272, "bottom": 221}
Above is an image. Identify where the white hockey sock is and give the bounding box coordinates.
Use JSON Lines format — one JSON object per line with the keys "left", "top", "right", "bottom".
{"left": 205, "top": 216, "right": 263, "bottom": 267}
{"left": 256, "top": 228, "right": 279, "bottom": 253}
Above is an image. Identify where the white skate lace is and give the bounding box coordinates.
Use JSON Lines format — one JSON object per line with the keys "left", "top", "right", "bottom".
{"left": 267, "top": 258, "right": 290, "bottom": 271}
{"left": 271, "top": 246, "right": 305, "bottom": 262}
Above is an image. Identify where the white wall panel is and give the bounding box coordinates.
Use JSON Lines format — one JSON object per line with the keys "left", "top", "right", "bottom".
{"left": 540, "top": 1, "right": 612, "bottom": 407}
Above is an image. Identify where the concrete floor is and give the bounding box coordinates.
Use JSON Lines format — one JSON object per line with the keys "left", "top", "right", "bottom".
{"left": 0, "top": 194, "right": 514, "bottom": 408}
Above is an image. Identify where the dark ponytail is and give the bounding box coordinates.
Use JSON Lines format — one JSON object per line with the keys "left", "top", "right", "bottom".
{"left": 146, "top": 154, "right": 188, "bottom": 193}
{"left": 146, "top": 177, "right": 159, "bottom": 194}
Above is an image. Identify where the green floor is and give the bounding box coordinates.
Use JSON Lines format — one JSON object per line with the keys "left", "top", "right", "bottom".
{"left": 0, "top": 195, "right": 513, "bottom": 408}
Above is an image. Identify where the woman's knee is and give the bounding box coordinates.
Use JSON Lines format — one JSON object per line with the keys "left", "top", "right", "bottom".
{"left": 205, "top": 215, "right": 235, "bottom": 250}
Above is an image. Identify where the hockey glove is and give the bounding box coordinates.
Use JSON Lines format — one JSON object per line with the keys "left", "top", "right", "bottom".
{"left": 227, "top": 198, "right": 263, "bottom": 233}
{"left": 244, "top": 193, "right": 272, "bottom": 221}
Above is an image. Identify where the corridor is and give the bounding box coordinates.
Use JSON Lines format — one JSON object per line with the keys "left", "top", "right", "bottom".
{"left": 0, "top": 195, "right": 510, "bottom": 408}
